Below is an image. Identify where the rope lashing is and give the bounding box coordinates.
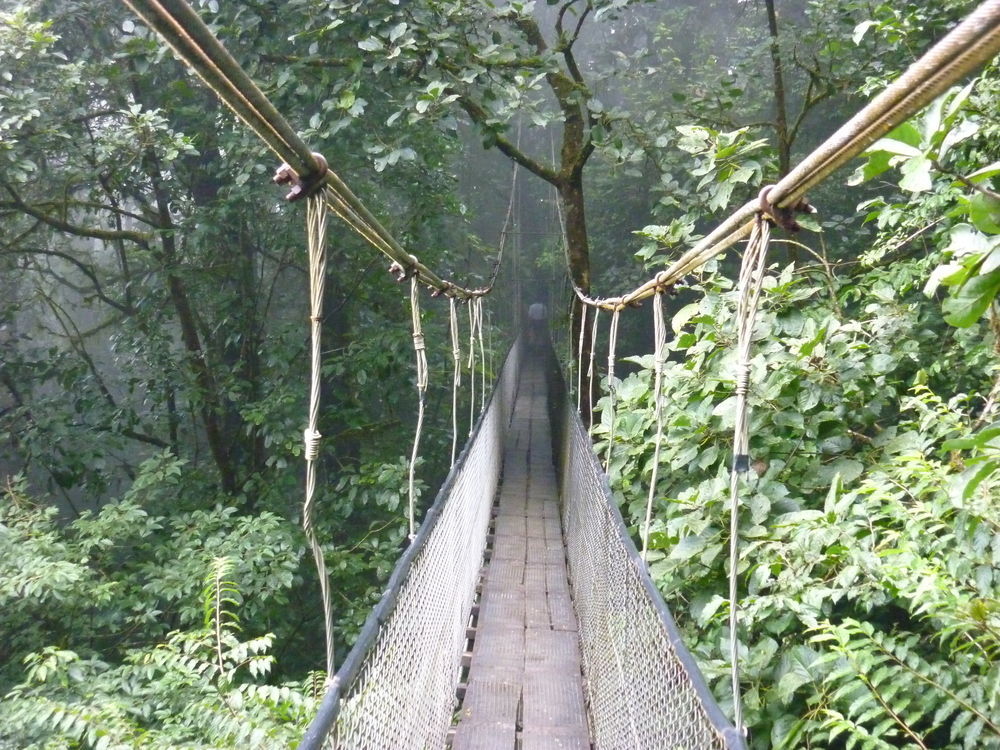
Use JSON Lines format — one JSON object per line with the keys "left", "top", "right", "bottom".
{"left": 603, "top": 307, "right": 622, "bottom": 471}
{"left": 450, "top": 297, "right": 461, "bottom": 467}
{"left": 587, "top": 308, "right": 600, "bottom": 433}
{"left": 726, "top": 197, "right": 774, "bottom": 735}
{"left": 407, "top": 275, "right": 428, "bottom": 540}
{"left": 301, "top": 190, "right": 335, "bottom": 678}
{"left": 641, "top": 291, "right": 667, "bottom": 562}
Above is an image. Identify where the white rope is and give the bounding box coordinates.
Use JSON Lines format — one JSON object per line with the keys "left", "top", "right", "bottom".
{"left": 641, "top": 292, "right": 667, "bottom": 562}
{"left": 728, "top": 214, "right": 771, "bottom": 734}
{"left": 476, "top": 298, "right": 486, "bottom": 412}
{"left": 577, "top": 302, "right": 588, "bottom": 413}
{"left": 450, "top": 297, "right": 461, "bottom": 466}
{"left": 301, "top": 190, "right": 334, "bottom": 677}
{"left": 603, "top": 308, "right": 622, "bottom": 471}
{"left": 587, "top": 308, "right": 600, "bottom": 433}
{"left": 407, "top": 275, "right": 428, "bottom": 540}
{"left": 468, "top": 301, "right": 476, "bottom": 436}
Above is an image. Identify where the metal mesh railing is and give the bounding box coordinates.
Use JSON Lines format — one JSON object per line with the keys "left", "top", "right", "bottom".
{"left": 550, "top": 358, "right": 746, "bottom": 750}
{"left": 298, "top": 341, "right": 522, "bottom": 750}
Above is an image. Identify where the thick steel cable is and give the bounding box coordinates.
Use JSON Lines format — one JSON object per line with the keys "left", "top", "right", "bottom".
{"left": 302, "top": 191, "right": 334, "bottom": 678}
{"left": 603, "top": 308, "right": 622, "bottom": 470}
{"left": 571, "top": 0, "right": 1000, "bottom": 312}
{"left": 728, "top": 216, "right": 772, "bottom": 734}
{"left": 407, "top": 276, "right": 428, "bottom": 540}
{"left": 641, "top": 291, "right": 667, "bottom": 562}
{"left": 449, "top": 298, "right": 461, "bottom": 467}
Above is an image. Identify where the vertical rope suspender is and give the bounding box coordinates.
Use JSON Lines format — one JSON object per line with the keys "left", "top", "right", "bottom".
{"left": 577, "top": 303, "right": 588, "bottom": 413}
{"left": 302, "top": 191, "right": 334, "bottom": 677}
{"left": 603, "top": 308, "right": 622, "bottom": 470}
{"left": 641, "top": 291, "right": 667, "bottom": 562}
{"left": 407, "top": 275, "right": 428, "bottom": 540}
{"left": 728, "top": 213, "right": 772, "bottom": 734}
{"left": 468, "top": 302, "right": 477, "bottom": 436}
{"left": 587, "top": 309, "right": 600, "bottom": 433}
{"left": 476, "top": 298, "right": 486, "bottom": 412}
{"left": 450, "top": 298, "right": 461, "bottom": 466}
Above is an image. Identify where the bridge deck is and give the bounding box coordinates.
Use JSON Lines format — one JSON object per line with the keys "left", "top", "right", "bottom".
{"left": 452, "top": 361, "right": 591, "bottom": 750}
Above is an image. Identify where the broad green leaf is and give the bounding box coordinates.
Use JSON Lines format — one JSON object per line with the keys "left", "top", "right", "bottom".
{"left": 357, "top": 37, "right": 382, "bottom": 51}
{"left": 942, "top": 267, "right": 1000, "bottom": 327}
{"left": 898, "top": 154, "right": 933, "bottom": 193}
{"left": 865, "top": 138, "right": 921, "bottom": 158}
{"left": 968, "top": 193, "right": 1000, "bottom": 234}
{"left": 852, "top": 20, "right": 876, "bottom": 45}
{"left": 958, "top": 161, "right": 1000, "bottom": 184}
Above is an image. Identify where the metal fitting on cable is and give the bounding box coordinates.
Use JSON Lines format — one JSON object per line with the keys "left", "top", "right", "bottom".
{"left": 303, "top": 428, "right": 322, "bottom": 461}
{"left": 273, "top": 152, "right": 329, "bottom": 202}
{"left": 734, "top": 362, "right": 751, "bottom": 396}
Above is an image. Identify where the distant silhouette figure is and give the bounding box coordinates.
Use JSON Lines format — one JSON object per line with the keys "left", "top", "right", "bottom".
{"left": 527, "top": 302, "right": 547, "bottom": 351}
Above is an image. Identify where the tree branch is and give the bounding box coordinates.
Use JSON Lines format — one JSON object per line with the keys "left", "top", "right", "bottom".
{"left": 456, "top": 95, "right": 561, "bottom": 184}
{"left": 1, "top": 185, "right": 152, "bottom": 246}
{"left": 2, "top": 246, "right": 134, "bottom": 314}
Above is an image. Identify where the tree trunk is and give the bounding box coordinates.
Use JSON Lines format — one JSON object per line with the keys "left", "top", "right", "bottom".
{"left": 765, "top": 0, "right": 790, "bottom": 177}
{"left": 557, "top": 171, "right": 593, "bottom": 417}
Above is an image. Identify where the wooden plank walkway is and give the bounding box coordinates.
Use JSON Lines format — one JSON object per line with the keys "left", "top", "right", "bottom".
{"left": 452, "top": 361, "right": 591, "bottom": 750}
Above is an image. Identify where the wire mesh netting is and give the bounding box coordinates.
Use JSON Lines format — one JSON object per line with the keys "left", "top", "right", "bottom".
{"left": 553, "top": 367, "right": 746, "bottom": 750}
{"left": 299, "top": 342, "right": 522, "bottom": 750}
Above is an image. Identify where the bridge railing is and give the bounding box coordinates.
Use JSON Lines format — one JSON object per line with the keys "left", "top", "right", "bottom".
{"left": 547, "top": 347, "right": 747, "bottom": 750}
{"left": 299, "top": 340, "right": 522, "bottom": 750}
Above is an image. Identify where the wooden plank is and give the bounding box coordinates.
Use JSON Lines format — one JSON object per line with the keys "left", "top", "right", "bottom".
{"left": 522, "top": 668, "right": 588, "bottom": 729}
{"left": 454, "top": 364, "right": 590, "bottom": 749}
{"left": 452, "top": 719, "right": 517, "bottom": 750}
{"left": 520, "top": 728, "right": 591, "bottom": 750}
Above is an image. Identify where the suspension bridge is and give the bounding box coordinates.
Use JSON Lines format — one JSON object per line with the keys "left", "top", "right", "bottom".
{"left": 114, "top": 0, "right": 1000, "bottom": 747}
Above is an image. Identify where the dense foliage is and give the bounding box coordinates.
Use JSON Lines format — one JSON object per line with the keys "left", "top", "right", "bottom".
{"left": 1, "top": 0, "right": 999, "bottom": 747}
{"left": 593, "top": 3, "right": 1000, "bottom": 746}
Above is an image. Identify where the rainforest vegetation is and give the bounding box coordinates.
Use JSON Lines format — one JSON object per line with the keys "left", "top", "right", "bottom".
{"left": 1, "top": 0, "right": 999, "bottom": 747}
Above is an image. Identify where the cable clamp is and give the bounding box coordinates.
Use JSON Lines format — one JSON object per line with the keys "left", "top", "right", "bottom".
{"left": 757, "top": 185, "right": 816, "bottom": 232}
{"left": 388, "top": 261, "right": 416, "bottom": 282}
{"left": 273, "top": 152, "right": 329, "bottom": 202}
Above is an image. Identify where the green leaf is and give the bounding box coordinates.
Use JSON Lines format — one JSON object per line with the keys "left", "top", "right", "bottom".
{"left": 357, "top": 37, "right": 382, "bottom": 52}
{"left": 852, "top": 20, "right": 876, "bottom": 45}
{"left": 942, "top": 268, "right": 1000, "bottom": 327}
{"left": 885, "top": 121, "right": 923, "bottom": 148}
{"left": 898, "top": 155, "right": 933, "bottom": 193}
{"left": 968, "top": 193, "right": 1000, "bottom": 235}
{"left": 959, "top": 161, "right": 1000, "bottom": 184}
{"left": 865, "top": 138, "right": 921, "bottom": 158}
